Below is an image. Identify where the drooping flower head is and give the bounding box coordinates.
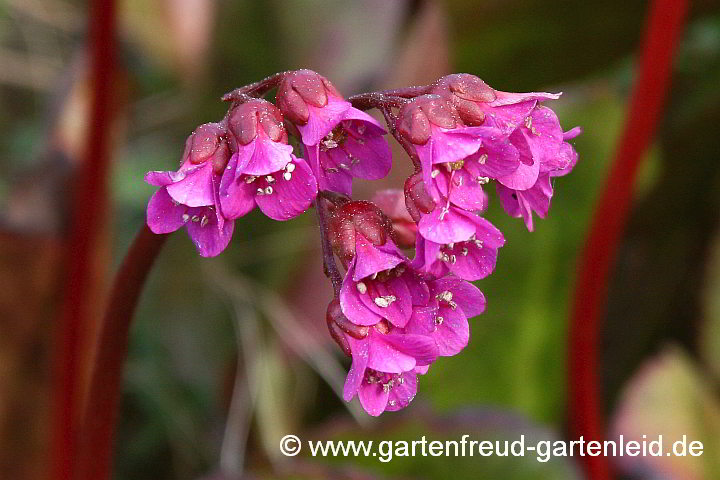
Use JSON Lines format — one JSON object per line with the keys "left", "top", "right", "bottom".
{"left": 277, "top": 69, "right": 392, "bottom": 195}
{"left": 145, "top": 122, "right": 234, "bottom": 257}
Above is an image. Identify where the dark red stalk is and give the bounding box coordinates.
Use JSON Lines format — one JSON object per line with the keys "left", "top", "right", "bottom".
{"left": 51, "top": 0, "right": 116, "bottom": 478}
{"left": 568, "top": 0, "right": 688, "bottom": 478}
{"left": 76, "top": 226, "right": 168, "bottom": 480}
{"left": 314, "top": 198, "right": 344, "bottom": 295}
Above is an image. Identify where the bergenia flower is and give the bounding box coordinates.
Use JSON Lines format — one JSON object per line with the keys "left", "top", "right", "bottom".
{"left": 219, "top": 153, "right": 317, "bottom": 221}
{"left": 405, "top": 276, "right": 486, "bottom": 356}
{"left": 496, "top": 128, "right": 581, "bottom": 230}
{"left": 226, "top": 98, "right": 294, "bottom": 176}
{"left": 276, "top": 69, "right": 392, "bottom": 195}
{"left": 145, "top": 123, "right": 234, "bottom": 257}
{"left": 412, "top": 219, "right": 505, "bottom": 281}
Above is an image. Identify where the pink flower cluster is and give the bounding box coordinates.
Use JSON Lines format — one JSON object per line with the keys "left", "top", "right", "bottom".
{"left": 144, "top": 70, "right": 580, "bottom": 416}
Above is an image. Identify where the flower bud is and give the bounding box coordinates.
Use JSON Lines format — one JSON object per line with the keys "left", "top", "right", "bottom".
{"left": 329, "top": 201, "right": 392, "bottom": 266}
{"left": 404, "top": 172, "right": 436, "bottom": 222}
{"left": 396, "top": 95, "right": 459, "bottom": 145}
{"left": 431, "top": 74, "right": 496, "bottom": 126}
{"left": 276, "top": 69, "right": 342, "bottom": 125}
{"left": 228, "top": 98, "right": 286, "bottom": 145}
{"left": 372, "top": 189, "right": 417, "bottom": 248}
{"left": 186, "top": 123, "right": 232, "bottom": 174}
{"left": 327, "top": 298, "right": 368, "bottom": 340}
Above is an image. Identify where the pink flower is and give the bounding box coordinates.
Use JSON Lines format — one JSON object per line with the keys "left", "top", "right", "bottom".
{"left": 405, "top": 276, "right": 486, "bottom": 356}
{"left": 226, "top": 98, "right": 294, "bottom": 176}
{"left": 219, "top": 153, "right": 317, "bottom": 221}
{"left": 277, "top": 70, "right": 392, "bottom": 195}
{"left": 412, "top": 219, "right": 505, "bottom": 281}
{"left": 496, "top": 128, "right": 581, "bottom": 230}
{"left": 145, "top": 123, "right": 234, "bottom": 257}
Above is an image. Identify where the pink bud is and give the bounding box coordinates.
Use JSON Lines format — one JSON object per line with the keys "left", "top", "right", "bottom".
{"left": 404, "top": 172, "right": 436, "bottom": 222}
{"left": 329, "top": 201, "right": 392, "bottom": 266}
{"left": 228, "top": 98, "right": 286, "bottom": 145}
{"left": 431, "top": 74, "right": 496, "bottom": 126}
{"left": 396, "top": 95, "right": 459, "bottom": 145}
{"left": 327, "top": 298, "right": 368, "bottom": 340}
{"left": 276, "top": 69, "right": 343, "bottom": 125}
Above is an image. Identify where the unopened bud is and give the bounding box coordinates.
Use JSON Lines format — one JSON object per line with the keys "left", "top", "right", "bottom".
{"left": 404, "top": 172, "right": 436, "bottom": 222}
{"left": 186, "top": 123, "right": 232, "bottom": 174}
{"left": 327, "top": 298, "right": 368, "bottom": 340}
{"left": 431, "top": 74, "right": 495, "bottom": 126}
{"left": 329, "top": 201, "right": 392, "bottom": 266}
{"left": 228, "top": 98, "right": 286, "bottom": 145}
{"left": 396, "top": 95, "right": 458, "bottom": 145}
{"left": 276, "top": 69, "right": 343, "bottom": 125}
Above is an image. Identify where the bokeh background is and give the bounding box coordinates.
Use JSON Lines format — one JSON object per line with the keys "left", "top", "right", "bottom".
{"left": 1, "top": 0, "right": 720, "bottom": 479}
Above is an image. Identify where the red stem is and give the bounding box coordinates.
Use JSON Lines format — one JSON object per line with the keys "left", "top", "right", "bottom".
{"left": 51, "top": 0, "right": 116, "bottom": 478}
{"left": 568, "top": 0, "right": 688, "bottom": 478}
{"left": 76, "top": 226, "right": 168, "bottom": 480}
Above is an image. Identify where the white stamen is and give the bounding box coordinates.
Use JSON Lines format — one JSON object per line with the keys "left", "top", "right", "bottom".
{"left": 435, "top": 316, "right": 444, "bottom": 325}
{"left": 265, "top": 175, "right": 275, "bottom": 183}
{"left": 264, "top": 186, "right": 273, "bottom": 195}
{"left": 283, "top": 171, "right": 292, "bottom": 181}
{"left": 256, "top": 187, "right": 264, "bottom": 196}
{"left": 450, "top": 255, "right": 457, "bottom": 264}
{"left": 431, "top": 169, "right": 440, "bottom": 179}
{"left": 191, "top": 215, "right": 200, "bottom": 222}
{"left": 447, "top": 242, "right": 455, "bottom": 249}
{"left": 374, "top": 295, "right": 396, "bottom": 308}
{"left": 356, "top": 282, "right": 367, "bottom": 294}
{"left": 437, "top": 290, "right": 453, "bottom": 303}
{"left": 476, "top": 176, "right": 490, "bottom": 185}
{"left": 478, "top": 153, "right": 488, "bottom": 164}
{"left": 200, "top": 215, "right": 209, "bottom": 227}
{"left": 245, "top": 175, "right": 257, "bottom": 183}
{"left": 462, "top": 247, "right": 469, "bottom": 256}
{"left": 182, "top": 214, "right": 190, "bottom": 222}
{"left": 285, "top": 163, "right": 296, "bottom": 173}
{"left": 525, "top": 116, "right": 532, "bottom": 129}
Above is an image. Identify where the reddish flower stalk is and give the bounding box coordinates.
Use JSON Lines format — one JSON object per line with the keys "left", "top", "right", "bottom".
{"left": 76, "top": 226, "right": 168, "bottom": 480}
{"left": 51, "top": 0, "right": 116, "bottom": 478}
{"left": 567, "top": 0, "right": 688, "bottom": 478}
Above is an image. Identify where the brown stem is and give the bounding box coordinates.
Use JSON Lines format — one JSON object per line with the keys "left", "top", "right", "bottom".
{"left": 221, "top": 72, "right": 287, "bottom": 102}
{"left": 76, "top": 226, "right": 168, "bottom": 480}
{"left": 314, "top": 197, "right": 343, "bottom": 295}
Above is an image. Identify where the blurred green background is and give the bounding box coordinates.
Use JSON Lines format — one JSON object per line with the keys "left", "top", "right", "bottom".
{"left": 1, "top": 0, "right": 720, "bottom": 479}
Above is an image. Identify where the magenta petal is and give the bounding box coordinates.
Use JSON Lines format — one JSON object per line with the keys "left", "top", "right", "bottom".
{"left": 357, "top": 381, "right": 389, "bottom": 416}
{"left": 255, "top": 157, "right": 317, "bottom": 221}
{"left": 219, "top": 156, "right": 256, "bottom": 220}
{"left": 353, "top": 235, "right": 405, "bottom": 281}
{"left": 166, "top": 163, "right": 216, "bottom": 207}
{"left": 418, "top": 205, "right": 476, "bottom": 244}
{"left": 243, "top": 134, "right": 294, "bottom": 176}
{"left": 434, "top": 306, "right": 470, "bottom": 356}
{"left": 385, "top": 372, "right": 417, "bottom": 411}
{"left": 449, "top": 242, "right": 497, "bottom": 281}
{"left": 340, "top": 107, "right": 386, "bottom": 135}
{"left": 496, "top": 153, "right": 540, "bottom": 190}
{"left": 411, "top": 236, "right": 448, "bottom": 278}
{"left": 359, "top": 276, "right": 413, "bottom": 328}
{"left": 429, "top": 127, "right": 483, "bottom": 165}
{"left": 344, "top": 336, "right": 369, "bottom": 401}
{"left": 403, "top": 271, "right": 430, "bottom": 306}
{"left": 488, "top": 90, "right": 561, "bottom": 106}
{"left": 340, "top": 263, "right": 384, "bottom": 326}
{"left": 145, "top": 170, "right": 181, "bottom": 186}
{"left": 474, "top": 216, "right": 505, "bottom": 248}
{"left": 431, "top": 276, "right": 486, "bottom": 317}
{"left": 380, "top": 332, "right": 437, "bottom": 367}
{"left": 482, "top": 101, "right": 537, "bottom": 134}
{"left": 344, "top": 133, "right": 392, "bottom": 180}
{"left": 448, "top": 169, "right": 488, "bottom": 212}
{"left": 564, "top": 126, "right": 583, "bottom": 140}
{"left": 146, "top": 187, "right": 186, "bottom": 234}
{"left": 297, "top": 96, "right": 352, "bottom": 146}
{"left": 185, "top": 209, "right": 234, "bottom": 257}
{"left": 305, "top": 145, "right": 353, "bottom": 196}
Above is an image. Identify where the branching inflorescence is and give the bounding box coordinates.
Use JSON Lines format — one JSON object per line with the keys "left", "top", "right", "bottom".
{"left": 144, "top": 70, "right": 581, "bottom": 416}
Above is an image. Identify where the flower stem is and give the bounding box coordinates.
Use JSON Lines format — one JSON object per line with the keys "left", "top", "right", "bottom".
{"left": 51, "top": 0, "right": 116, "bottom": 477}
{"left": 221, "top": 72, "right": 287, "bottom": 102}
{"left": 567, "top": 0, "right": 688, "bottom": 478}
{"left": 76, "top": 226, "right": 168, "bottom": 480}
{"left": 314, "top": 197, "right": 343, "bottom": 296}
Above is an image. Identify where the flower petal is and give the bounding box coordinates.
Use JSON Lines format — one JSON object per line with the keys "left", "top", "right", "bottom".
{"left": 255, "top": 156, "right": 317, "bottom": 221}
{"left": 146, "top": 187, "right": 186, "bottom": 234}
